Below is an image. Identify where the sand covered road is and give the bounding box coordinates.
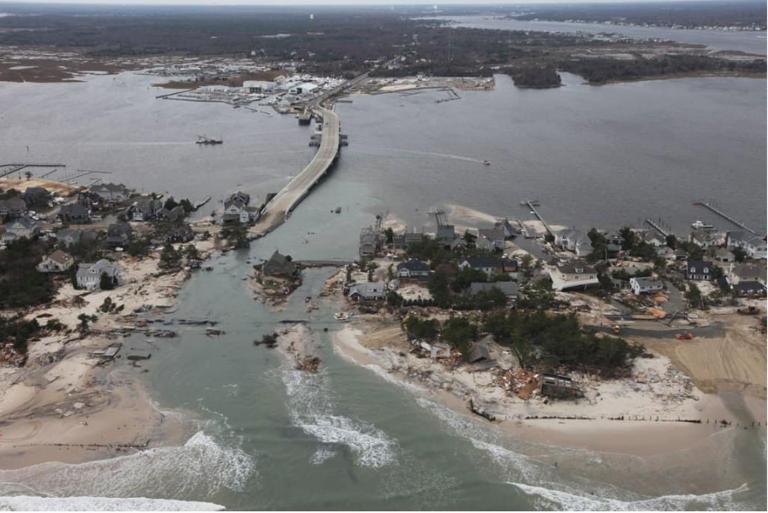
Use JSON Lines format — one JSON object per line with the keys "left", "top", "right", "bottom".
{"left": 638, "top": 313, "right": 767, "bottom": 402}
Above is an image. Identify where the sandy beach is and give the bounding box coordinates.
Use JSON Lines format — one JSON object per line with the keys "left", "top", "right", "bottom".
{"left": 0, "top": 236, "right": 217, "bottom": 469}
{"left": 331, "top": 320, "right": 756, "bottom": 458}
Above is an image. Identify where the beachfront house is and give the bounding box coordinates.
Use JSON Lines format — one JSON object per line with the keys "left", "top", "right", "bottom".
{"left": 548, "top": 260, "right": 599, "bottom": 291}
{"left": 76, "top": 259, "right": 122, "bottom": 290}
{"left": 629, "top": 277, "right": 664, "bottom": 295}
{"left": 37, "top": 250, "right": 75, "bottom": 273}
{"left": 397, "top": 259, "right": 431, "bottom": 279}
{"left": 686, "top": 260, "right": 713, "bottom": 281}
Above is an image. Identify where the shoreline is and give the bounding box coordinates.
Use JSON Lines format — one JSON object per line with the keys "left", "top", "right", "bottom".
{"left": 331, "top": 322, "right": 760, "bottom": 458}
{"left": 0, "top": 229, "right": 220, "bottom": 470}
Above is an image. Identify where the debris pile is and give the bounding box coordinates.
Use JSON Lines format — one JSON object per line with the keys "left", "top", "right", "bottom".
{"left": 497, "top": 368, "right": 540, "bottom": 400}
{"left": 296, "top": 355, "right": 321, "bottom": 373}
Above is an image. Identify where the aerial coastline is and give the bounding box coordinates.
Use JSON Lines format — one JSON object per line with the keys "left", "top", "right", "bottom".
{"left": 0, "top": 1, "right": 765, "bottom": 510}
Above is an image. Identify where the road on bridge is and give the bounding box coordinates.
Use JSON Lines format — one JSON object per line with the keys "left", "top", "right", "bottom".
{"left": 250, "top": 106, "right": 340, "bottom": 237}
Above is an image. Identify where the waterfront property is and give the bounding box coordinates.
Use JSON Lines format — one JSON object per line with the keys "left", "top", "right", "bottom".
{"left": 726, "top": 231, "right": 767, "bottom": 259}
{"left": 263, "top": 250, "right": 298, "bottom": 277}
{"left": 348, "top": 281, "right": 386, "bottom": 301}
{"left": 222, "top": 192, "right": 251, "bottom": 224}
{"left": 131, "top": 197, "right": 164, "bottom": 222}
{"left": 90, "top": 183, "right": 130, "bottom": 205}
{"left": 76, "top": 259, "right": 121, "bottom": 290}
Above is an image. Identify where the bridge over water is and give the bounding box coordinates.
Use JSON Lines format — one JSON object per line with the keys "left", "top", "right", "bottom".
{"left": 250, "top": 106, "right": 341, "bottom": 237}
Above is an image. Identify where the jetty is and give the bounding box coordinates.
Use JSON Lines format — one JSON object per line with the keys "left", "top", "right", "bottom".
{"left": 694, "top": 201, "right": 758, "bottom": 235}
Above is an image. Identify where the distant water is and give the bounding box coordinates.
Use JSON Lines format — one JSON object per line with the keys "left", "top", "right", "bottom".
{"left": 0, "top": 72, "right": 764, "bottom": 236}
{"left": 431, "top": 15, "right": 768, "bottom": 55}
{"left": 0, "top": 71, "right": 765, "bottom": 509}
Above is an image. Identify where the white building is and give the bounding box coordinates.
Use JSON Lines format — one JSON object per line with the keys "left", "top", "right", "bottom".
{"left": 629, "top": 277, "right": 664, "bottom": 295}
{"left": 548, "top": 261, "right": 599, "bottom": 291}
{"left": 242, "top": 80, "right": 275, "bottom": 94}
{"left": 76, "top": 259, "right": 122, "bottom": 291}
{"left": 289, "top": 82, "right": 319, "bottom": 95}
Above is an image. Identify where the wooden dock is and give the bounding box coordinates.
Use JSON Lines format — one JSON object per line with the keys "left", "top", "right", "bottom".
{"left": 524, "top": 200, "right": 553, "bottom": 237}
{"left": 694, "top": 201, "right": 758, "bottom": 235}
{"left": 644, "top": 218, "right": 671, "bottom": 238}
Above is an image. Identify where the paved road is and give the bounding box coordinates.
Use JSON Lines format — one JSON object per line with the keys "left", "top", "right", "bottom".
{"left": 250, "top": 106, "right": 340, "bottom": 237}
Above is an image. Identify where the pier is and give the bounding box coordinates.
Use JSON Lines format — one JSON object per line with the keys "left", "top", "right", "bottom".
{"left": 524, "top": 200, "right": 553, "bottom": 237}
{"left": 694, "top": 201, "right": 758, "bottom": 235}
{"left": 0, "top": 163, "right": 66, "bottom": 179}
{"left": 644, "top": 218, "right": 671, "bottom": 238}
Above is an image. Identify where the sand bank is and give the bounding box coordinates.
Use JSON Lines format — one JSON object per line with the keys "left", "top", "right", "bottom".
{"left": 332, "top": 322, "right": 747, "bottom": 458}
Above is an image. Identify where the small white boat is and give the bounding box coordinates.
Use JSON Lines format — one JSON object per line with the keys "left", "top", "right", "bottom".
{"left": 333, "top": 312, "right": 350, "bottom": 321}
{"left": 691, "top": 219, "right": 714, "bottom": 230}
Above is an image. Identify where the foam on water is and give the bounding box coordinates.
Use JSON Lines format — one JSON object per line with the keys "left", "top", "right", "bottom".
{"left": 415, "top": 397, "right": 545, "bottom": 483}
{"left": 509, "top": 482, "right": 752, "bottom": 511}
{"left": 282, "top": 368, "right": 398, "bottom": 468}
{"left": 0, "top": 495, "right": 224, "bottom": 511}
{"left": 310, "top": 447, "right": 338, "bottom": 465}
{"left": 0, "top": 431, "right": 256, "bottom": 500}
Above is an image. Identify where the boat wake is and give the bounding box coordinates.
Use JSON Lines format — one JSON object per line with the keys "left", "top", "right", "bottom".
{"left": 282, "top": 368, "right": 398, "bottom": 468}
{"left": 0, "top": 431, "right": 256, "bottom": 501}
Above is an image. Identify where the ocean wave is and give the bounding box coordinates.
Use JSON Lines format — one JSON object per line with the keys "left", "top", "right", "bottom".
{"left": 282, "top": 369, "right": 398, "bottom": 468}
{"left": 0, "top": 495, "right": 224, "bottom": 511}
{"left": 0, "top": 431, "right": 256, "bottom": 500}
{"left": 509, "top": 482, "right": 751, "bottom": 511}
{"left": 310, "top": 447, "right": 337, "bottom": 465}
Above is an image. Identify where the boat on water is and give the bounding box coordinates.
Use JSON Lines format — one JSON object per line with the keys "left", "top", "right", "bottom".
{"left": 691, "top": 219, "right": 714, "bottom": 230}
{"left": 196, "top": 136, "right": 223, "bottom": 145}
{"left": 482, "top": 160, "right": 491, "bottom": 166}
{"left": 333, "top": 312, "right": 350, "bottom": 321}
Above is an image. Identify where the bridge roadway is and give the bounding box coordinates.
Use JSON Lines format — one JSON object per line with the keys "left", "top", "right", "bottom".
{"left": 250, "top": 106, "right": 340, "bottom": 237}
